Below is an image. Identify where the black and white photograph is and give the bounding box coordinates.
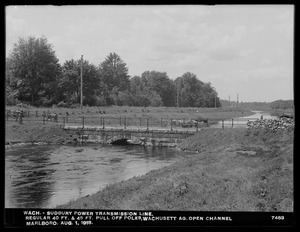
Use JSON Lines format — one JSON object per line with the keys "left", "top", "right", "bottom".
{"left": 4, "top": 4, "right": 294, "bottom": 227}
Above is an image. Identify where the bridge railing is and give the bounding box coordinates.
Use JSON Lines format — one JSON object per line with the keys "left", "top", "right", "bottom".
{"left": 6, "top": 111, "right": 260, "bottom": 131}
{"left": 62, "top": 116, "right": 221, "bottom": 131}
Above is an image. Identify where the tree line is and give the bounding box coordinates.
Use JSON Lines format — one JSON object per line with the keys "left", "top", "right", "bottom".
{"left": 6, "top": 35, "right": 221, "bottom": 108}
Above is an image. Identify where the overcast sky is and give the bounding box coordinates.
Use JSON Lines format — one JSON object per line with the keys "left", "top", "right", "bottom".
{"left": 6, "top": 5, "right": 294, "bottom": 102}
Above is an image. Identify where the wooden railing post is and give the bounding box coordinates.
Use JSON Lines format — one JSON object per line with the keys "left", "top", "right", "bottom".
{"left": 147, "top": 118, "right": 149, "bottom": 130}
{"left": 82, "top": 116, "right": 85, "bottom": 128}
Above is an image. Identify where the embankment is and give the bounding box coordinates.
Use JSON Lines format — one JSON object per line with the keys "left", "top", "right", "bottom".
{"left": 5, "top": 122, "right": 72, "bottom": 147}
{"left": 56, "top": 127, "right": 294, "bottom": 212}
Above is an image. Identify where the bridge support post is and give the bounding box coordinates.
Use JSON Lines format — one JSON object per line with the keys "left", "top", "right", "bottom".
{"left": 171, "top": 119, "right": 173, "bottom": 131}
{"left": 140, "top": 117, "right": 142, "bottom": 127}
{"left": 82, "top": 116, "right": 85, "bottom": 128}
{"left": 102, "top": 117, "right": 105, "bottom": 129}
{"left": 222, "top": 120, "right": 224, "bottom": 129}
{"left": 43, "top": 115, "right": 45, "bottom": 125}
{"left": 196, "top": 120, "right": 198, "bottom": 132}
{"left": 124, "top": 117, "right": 127, "bottom": 129}
{"left": 232, "top": 119, "right": 234, "bottom": 128}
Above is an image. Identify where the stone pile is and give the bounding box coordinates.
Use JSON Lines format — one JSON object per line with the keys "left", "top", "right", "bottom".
{"left": 246, "top": 117, "right": 294, "bottom": 131}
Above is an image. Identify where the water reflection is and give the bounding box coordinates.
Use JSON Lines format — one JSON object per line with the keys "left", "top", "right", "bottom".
{"left": 5, "top": 146, "right": 56, "bottom": 208}
{"left": 6, "top": 144, "right": 193, "bottom": 208}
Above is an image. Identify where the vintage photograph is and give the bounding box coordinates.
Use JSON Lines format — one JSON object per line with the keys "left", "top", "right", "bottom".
{"left": 5, "top": 4, "right": 294, "bottom": 226}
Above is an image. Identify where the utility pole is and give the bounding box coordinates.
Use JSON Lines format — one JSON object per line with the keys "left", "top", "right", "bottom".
{"left": 80, "top": 55, "right": 83, "bottom": 109}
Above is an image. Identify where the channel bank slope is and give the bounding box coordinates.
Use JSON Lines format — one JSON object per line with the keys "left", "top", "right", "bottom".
{"left": 57, "top": 128, "right": 294, "bottom": 212}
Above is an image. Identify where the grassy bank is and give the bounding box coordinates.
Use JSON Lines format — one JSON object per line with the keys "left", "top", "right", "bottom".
{"left": 5, "top": 120, "right": 72, "bottom": 145}
{"left": 57, "top": 127, "right": 293, "bottom": 212}
{"left": 6, "top": 105, "right": 254, "bottom": 121}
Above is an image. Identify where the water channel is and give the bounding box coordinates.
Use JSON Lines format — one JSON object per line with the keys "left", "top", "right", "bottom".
{"left": 5, "top": 144, "right": 196, "bottom": 208}
{"left": 5, "top": 110, "right": 277, "bottom": 208}
{"left": 211, "top": 110, "right": 278, "bottom": 128}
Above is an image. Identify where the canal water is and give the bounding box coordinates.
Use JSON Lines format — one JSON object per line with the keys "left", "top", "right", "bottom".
{"left": 5, "top": 144, "right": 195, "bottom": 208}
{"left": 211, "top": 110, "right": 278, "bottom": 128}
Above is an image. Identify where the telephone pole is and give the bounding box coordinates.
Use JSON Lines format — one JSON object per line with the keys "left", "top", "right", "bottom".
{"left": 80, "top": 55, "right": 83, "bottom": 109}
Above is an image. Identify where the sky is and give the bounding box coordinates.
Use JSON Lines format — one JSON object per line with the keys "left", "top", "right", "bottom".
{"left": 5, "top": 5, "right": 294, "bottom": 102}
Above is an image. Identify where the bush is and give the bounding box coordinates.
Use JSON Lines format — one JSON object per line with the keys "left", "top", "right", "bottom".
{"left": 57, "top": 101, "right": 71, "bottom": 108}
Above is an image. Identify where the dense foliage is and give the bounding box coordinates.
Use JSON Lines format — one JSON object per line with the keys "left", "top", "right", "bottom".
{"left": 6, "top": 35, "right": 222, "bottom": 107}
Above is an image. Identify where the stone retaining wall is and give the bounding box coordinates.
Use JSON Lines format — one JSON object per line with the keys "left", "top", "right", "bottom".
{"left": 63, "top": 127, "right": 194, "bottom": 147}
{"left": 246, "top": 117, "right": 294, "bottom": 131}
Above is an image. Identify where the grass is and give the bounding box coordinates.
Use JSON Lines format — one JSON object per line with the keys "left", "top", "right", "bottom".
{"left": 56, "top": 127, "right": 293, "bottom": 212}
{"left": 5, "top": 120, "right": 72, "bottom": 144}
{"left": 5, "top": 106, "right": 254, "bottom": 128}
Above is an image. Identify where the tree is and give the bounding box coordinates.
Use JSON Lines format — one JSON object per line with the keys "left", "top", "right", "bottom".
{"left": 141, "top": 71, "right": 176, "bottom": 106}
{"left": 98, "top": 52, "right": 130, "bottom": 92}
{"left": 129, "top": 75, "right": 162, "bottom": 107}
{"left": 59, "top": 59, "right": 101, "bottom": 106}
{"left": 7, "top": 35, "right": 61, "bottom": 106}
{"left": 175, "top": 72, "right": 220, "bottom": 107}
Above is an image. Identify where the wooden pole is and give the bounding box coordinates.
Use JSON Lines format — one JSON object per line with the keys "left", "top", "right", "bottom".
{"left": 147, "top": 118, "right": 149, "bottom": 130}
{"left": 80, "top": 55, "right": 83, "bottom": 109}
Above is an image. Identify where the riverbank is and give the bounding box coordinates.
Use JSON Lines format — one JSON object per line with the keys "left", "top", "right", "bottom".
{"left": 56, "top": 127, "right": 293, "bottom": 212}
{"left": 5, "top": 121, "right": 73, "bottom": 147}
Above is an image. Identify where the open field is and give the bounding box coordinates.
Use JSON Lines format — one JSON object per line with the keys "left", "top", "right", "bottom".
{"left": 5, "top": 106, "right": 253, "bottom": 120}
{"left": 5, "top": 106, "right": 254, "bottom": 130}
{"left": 57, "top": 127, "right": 293, "bottom": 212}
